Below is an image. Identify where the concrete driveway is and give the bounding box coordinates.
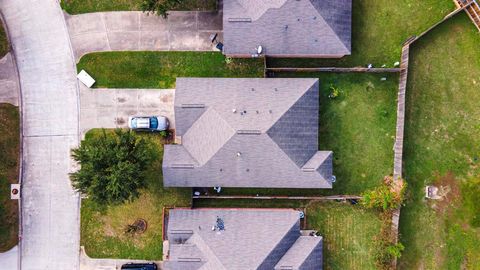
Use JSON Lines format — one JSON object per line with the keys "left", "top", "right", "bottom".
{"left": 1, "top": 0, "right": 81, "bottom": 269}
{"left": 80, "top": 84, "right": 175, "bottom": 136}
{"left": 0, "top": 53, "right": 20, "bottom": 106}
{"left": 66, "top": 11, "right": 223, "bottom": 62}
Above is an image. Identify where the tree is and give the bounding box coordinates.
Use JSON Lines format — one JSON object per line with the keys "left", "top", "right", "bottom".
{"left": 70, "top": 129, "right": 155, "bottom": 204}
{"left": 140, "top": 0, "right": 184, "bottom": 18}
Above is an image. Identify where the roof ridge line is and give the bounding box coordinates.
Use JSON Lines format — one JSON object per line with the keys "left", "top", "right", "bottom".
{"left": 264, "top": 79, "right": 318, "bottom": 133}
{"left": 258, "top": 216, "right": 301, "bottom": 269}
{"left": 307, "top": 0, "right": 351, "bottom": 53}
{"left": 194, "top": 232, "right": 227, "bottom": 270}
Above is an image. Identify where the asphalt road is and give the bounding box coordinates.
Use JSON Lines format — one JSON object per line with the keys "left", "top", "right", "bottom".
{"left": 0, "top": 0, "right": 81, "bottom": 269}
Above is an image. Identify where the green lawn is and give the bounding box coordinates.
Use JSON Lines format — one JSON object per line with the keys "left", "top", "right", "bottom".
{"left": 268, "top": 0, "right": 455, "bottom": 68}
{"left": 0, "top": 19, "right": 8, "bottom": 58}
{"left": 0, "top": 104, "right": 19, "bottom": 252}
{"left": 61, "top": 0, "right": 217, "bottom": 14}
{"left": 399, "top": 13, "right": 480, "bottom": 269}
{"left": 77, "top": 52, "right": 264, "bottom": 89}
{"left": 308, "top": 202, "right": 383, "bottom": 270}
{"left": 197, "top": 72, "right": 398, "bottom": 199}
{"left": 81, "top": 129, "right": 191, "bottom": 259}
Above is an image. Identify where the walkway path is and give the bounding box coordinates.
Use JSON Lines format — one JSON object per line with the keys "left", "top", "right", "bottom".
{"left": 0, "top": 0, "right": 81, "bottom": 269}
{"left": 65, "top": 11, "right": 222, "bottom": 62}
{"left": 0, "top": 53, "right": 19, "bottom": 105}
{"left": 79, "top": 84, "right": 175, "bottom": 137}
{"left": 80, "top": 247, "right": 162, "bottom": 270}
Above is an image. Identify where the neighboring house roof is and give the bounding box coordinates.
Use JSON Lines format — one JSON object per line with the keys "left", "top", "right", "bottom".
{"left": 223, "top": 0, "right": 352, "bottom": 57}
{"left": 163, "top": 78, "right": 334, "bottom": 188}
{"left": 163, "top": 208, "right": 323, "bottom": 270}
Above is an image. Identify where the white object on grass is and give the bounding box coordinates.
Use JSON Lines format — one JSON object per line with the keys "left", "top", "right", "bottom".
{"left": 11, "top": 184, "right": 20, "bottom": 200}
{"left": 77, "top": 70, "right": 95, "bottom": 88}
{"left": 394, "top": 61, "right": 400, "bottom": 67}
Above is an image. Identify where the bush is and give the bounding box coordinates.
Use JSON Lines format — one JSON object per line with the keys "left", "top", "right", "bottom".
{"left": 70, "top": 129, "right": 156, "bottom": 204}
{"left": 328, "top": 83, "right": 340, "bottom": 99}
{"left": 140, "top": 0, "right": 184, "bottom": 18}
{"left": 362, "top": 176, "right": 406, "bottom": 210}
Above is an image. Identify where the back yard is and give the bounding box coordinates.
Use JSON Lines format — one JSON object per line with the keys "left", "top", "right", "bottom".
{"left": 307, "top": 202, "right": 383, "bottom": 270}
{"left": 0, "top": 104, "right": 19, "bottom": 252}
{"left": 399, "top": 13, "right": 480, "bottom": 269}
{"left": 268, "top": 0, "right": 455, "bottom": 68}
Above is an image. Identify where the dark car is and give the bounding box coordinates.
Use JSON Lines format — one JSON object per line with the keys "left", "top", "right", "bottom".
{"left": 121, "top": 263, "right": 157, "bottom": 270}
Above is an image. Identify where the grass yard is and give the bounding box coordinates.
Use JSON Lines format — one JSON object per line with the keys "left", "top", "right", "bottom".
{"left": 308, "top": 202, "right": 383, "bottom": 270}
{"left": 0, "top": 19, "right": 8, "bottom": 58}
{"left": 81, "top": 129, "right": 191, "bottom": 259}
{"left": 0, "top": 104, "right": 19, "bottom": 252}
{"left": 61, "top": 0, "right": 217, "bottom": 14}
{"left": 77, "top": 52, "right": 264, "bottom": 89}
{"left": 268, "top": 0, "right": 455, "bottom": 68}
{"left": 197, "top": 72, "right": 398, "bottom": 200}
{"left": 399, "top": 14, "right": 480, "bottom": 269}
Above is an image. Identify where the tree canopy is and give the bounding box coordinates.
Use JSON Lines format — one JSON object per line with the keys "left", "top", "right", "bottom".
{"left": 70, "top": 129, "right": 156, "bottom": 204}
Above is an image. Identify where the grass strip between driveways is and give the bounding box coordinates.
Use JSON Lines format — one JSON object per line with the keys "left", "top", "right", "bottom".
{"left": 77, "top": 51, "right": 264, "bottom": 89}
{"left": 61, "top": 0, "right": 217, "bottom": 14}
{"left": 0, "top": 104, "right": 19, "bottom": 252}
{"left": 80, "top": 129, "right": 191, "bottom": 260}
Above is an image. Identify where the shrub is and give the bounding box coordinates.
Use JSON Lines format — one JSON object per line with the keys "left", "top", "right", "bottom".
{"left": 140, "top": 0, "right": 184, "bottom": 18}
{"left": 70, "top": 129, "right": 156, "bottom": 204}
{"left": 328, "top": 83, "right": 340, "bottom": 99}
{"left": 362, "top": 176, "right": 406, "bottom": 210}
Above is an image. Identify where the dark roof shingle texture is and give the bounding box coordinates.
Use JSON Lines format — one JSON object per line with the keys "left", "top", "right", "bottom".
{"left": 223, "top": 0, "right": 352, "bottom": 57}
{"left": 164, "top": 209, "right": 323, "bottom": 270}
{"left": 163, "top": 78, "right": 334, "bottom": 189}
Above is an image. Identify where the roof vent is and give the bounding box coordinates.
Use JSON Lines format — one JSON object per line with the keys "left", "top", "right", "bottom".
{"left": 236, "top": 152, "right": 242, "bottom": 157}
{"left": 237, "top": 130, "right": 261, "bottom": 135}
{"left": 228, "top": 17, "right": 252, "bottom": 22}
{"left": 171, "top": 164, "right": 195, "bottom": 169}
{"left": 181, "top": 104, "right": 205, "bottom": 108}
{"left": 232, "top": 108, "right": 237, "bottom": 113}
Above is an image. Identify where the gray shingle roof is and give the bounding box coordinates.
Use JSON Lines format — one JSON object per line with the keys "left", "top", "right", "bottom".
{"left": 163, "top": 78, "right": 334, "bottom": 189}
{"left": 274, "top": 236, "right": 323, "bottom": 270}
{"left": 223, "top": 0, "right": 352, "bottom": 57}
{"left": 164, "top": 209, "right": 323, "bottom": 270}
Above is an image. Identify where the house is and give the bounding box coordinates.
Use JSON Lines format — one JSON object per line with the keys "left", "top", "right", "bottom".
{"left": 163, "top": 208, "right": 323, "bottom": 270}
{"left": 222, "top": 0, "right": 352, "bottom": 58}
{"left": 163, "top": 78, "right": 334, "bottom": 189}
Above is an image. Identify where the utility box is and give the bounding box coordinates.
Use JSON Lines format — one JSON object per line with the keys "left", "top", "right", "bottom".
{"left": 11, "top": 184, "right": 20, "bottom": 200}
{"left": 77, "top": 70, "right": 95, "bottom": 88}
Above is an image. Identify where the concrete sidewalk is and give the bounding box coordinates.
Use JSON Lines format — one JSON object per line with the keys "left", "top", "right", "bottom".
{"left": 66, "top": 11, "right": 223, "bottom": 62}
{"left": 0, "top": 53, "right": 20, "bottom": 106}
{"left": 0, "top": 245, "right": 18, "bottom": 269}
{"left": 80, "top": 247, "right": 162, "bottom": 270}
{"left": 79, "top": 84, "right": 175, "bottom": 137}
